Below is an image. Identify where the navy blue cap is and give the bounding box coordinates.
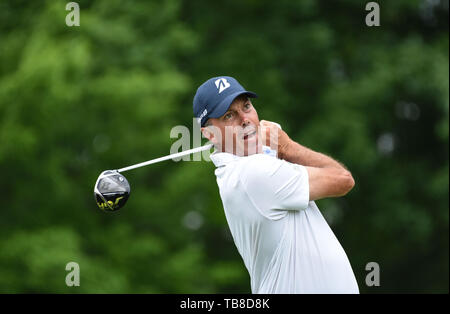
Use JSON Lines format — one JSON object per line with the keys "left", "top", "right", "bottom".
{"left": 193, "top": 76, "right": 258, "bottom": 127}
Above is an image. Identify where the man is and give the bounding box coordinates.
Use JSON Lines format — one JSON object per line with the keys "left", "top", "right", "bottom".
{"left": 193, "top": 76, "right": 359, "bottom": 294}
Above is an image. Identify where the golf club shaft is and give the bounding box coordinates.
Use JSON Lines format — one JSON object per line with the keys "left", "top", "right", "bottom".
{"left": 118, "top": 143, "right": 214, "bottom": 173}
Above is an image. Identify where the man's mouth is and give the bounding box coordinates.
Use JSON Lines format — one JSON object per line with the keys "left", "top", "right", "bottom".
{"left": 243, "top": 130, "right": 257, "bottom": 140}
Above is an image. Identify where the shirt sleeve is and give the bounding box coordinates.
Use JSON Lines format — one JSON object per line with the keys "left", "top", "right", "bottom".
{"left": 239, "top": 154, "right": 310, "bottom": 220}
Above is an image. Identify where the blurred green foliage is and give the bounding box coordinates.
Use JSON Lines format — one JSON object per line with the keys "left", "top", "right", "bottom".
{"left": 0, "top": 0, "right": 448, "bottom": 293}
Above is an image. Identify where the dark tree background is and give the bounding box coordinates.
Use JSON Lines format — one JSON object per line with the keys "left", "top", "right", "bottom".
{"left": 0, "top": 0, "right": 448, "bottom": 293}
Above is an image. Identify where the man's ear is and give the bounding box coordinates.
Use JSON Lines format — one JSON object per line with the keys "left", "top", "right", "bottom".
{"left": 201, "top": 125, "right": 221, "bottom": 147}
{"left": 201, "top": 126, "right": 214, "bottom": 142}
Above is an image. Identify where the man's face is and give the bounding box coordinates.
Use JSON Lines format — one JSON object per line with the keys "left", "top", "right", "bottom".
{"left": 202, "top": 95, "right": 261, "bottom": 156}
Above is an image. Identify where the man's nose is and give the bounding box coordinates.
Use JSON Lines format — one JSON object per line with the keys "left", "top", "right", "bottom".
{"left": 237, "top": 111, "right": 251, "bottom": 128}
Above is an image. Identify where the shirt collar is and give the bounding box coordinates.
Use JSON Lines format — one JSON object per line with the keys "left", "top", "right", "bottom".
{"left": 210, "top": 145, "right": 276, "bottom": 168}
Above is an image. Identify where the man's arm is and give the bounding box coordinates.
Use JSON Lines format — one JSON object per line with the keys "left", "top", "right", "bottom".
{"left": 260, "top": 120, "right": 355, "bottom": 201}
{"left": 304, "top": 165, "right": 355, "bottom": 201}
{"left": 279, "top": 140, "right": 349, "bottom": 170}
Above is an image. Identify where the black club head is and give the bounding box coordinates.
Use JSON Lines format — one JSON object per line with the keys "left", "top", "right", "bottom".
{"left": 94, "top": 170, "right": 130, "bottom": 212}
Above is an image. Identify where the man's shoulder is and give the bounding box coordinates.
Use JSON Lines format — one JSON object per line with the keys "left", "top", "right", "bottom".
{"left": 239, "top": 153, "right": 281, "bottom": 168}
{"left": 235, "top": 154, "right": 286, "bottom": 182}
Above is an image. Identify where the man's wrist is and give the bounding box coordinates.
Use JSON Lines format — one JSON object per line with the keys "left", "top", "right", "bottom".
{"left": 278, "top": 139, "right": 293, "bottom": 161}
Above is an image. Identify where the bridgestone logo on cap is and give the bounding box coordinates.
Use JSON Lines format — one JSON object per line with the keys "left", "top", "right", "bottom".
{"left": 215, "top": 78, "right": 231, "bottom": 94}
{"left": 197, "top": 108, "right": 207, "bottom": 124}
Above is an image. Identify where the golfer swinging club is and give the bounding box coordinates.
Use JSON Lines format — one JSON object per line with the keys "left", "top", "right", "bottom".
{"left": 194, "top": 76, "right": 359, "bottom": 294}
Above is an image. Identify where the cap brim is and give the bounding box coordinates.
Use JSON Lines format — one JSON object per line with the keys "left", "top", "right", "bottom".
{"left": 208, "top": 91, "right": 258, "bottom": 120}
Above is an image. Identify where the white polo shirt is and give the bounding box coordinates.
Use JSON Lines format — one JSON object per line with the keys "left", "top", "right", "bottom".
{"left": 210, "top": 148, "right": 359, "bottom": 294}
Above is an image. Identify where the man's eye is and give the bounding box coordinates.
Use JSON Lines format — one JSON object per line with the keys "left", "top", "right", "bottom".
{"left": 224, "top": 113, "right": 233, "bottom": 120}
{"left": 244, "top": 103, "right": 251, "bottom": 109}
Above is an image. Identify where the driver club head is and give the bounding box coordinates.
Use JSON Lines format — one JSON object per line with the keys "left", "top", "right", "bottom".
{"left": 94, "top": 170, "right": 130, "bottom": 212}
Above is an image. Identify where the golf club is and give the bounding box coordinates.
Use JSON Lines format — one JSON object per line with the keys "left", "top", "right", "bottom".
{"left": 94, "top": 143, "right": 214, "bottom": 212}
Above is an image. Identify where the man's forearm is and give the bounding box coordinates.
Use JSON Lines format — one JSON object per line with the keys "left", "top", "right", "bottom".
{"left": 279, "top": 140, "right": 348, "bottom": 170}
